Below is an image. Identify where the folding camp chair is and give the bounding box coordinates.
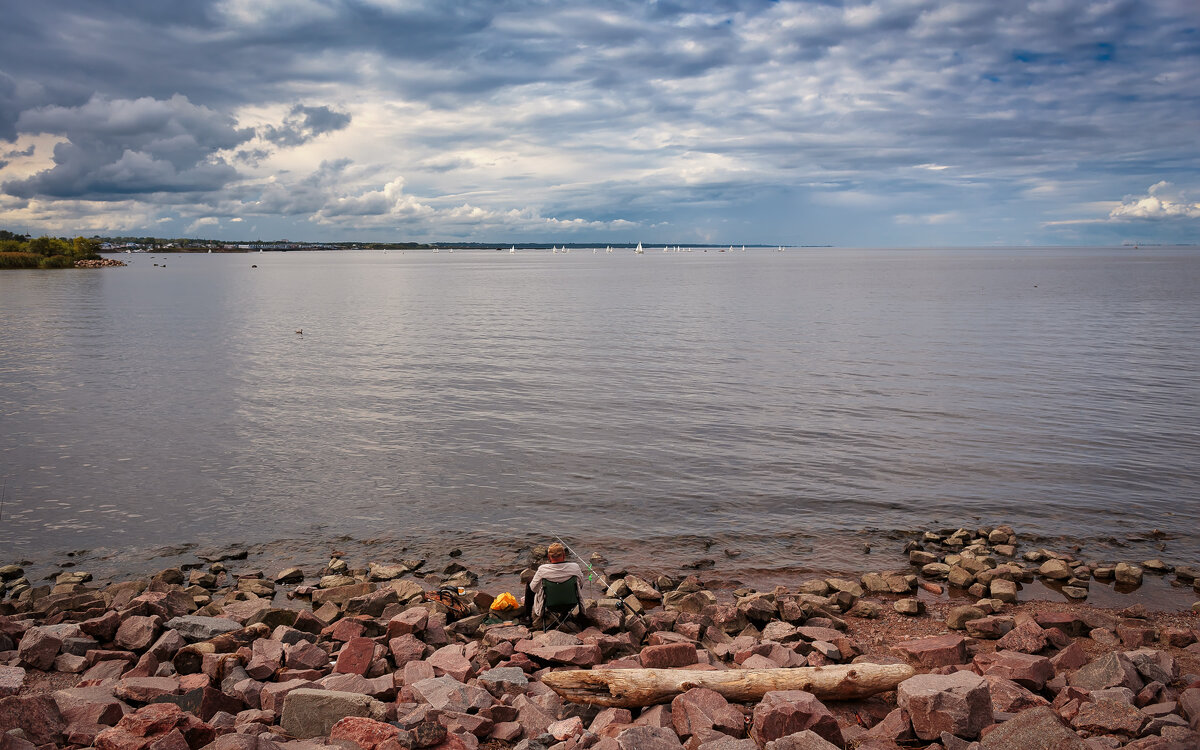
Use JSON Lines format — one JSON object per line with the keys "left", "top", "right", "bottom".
{"left": 538, "top": 578, "right": 582, "bottom": 632}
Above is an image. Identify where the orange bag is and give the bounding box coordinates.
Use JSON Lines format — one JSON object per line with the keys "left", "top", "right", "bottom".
{"left": 490, "top": 592, "right": 520, "bottom": 612}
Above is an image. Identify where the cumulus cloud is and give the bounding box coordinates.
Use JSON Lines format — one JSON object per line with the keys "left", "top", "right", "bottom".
{"left": 3, "top": 94, "right": 252, "bottom": 199}
{"left": 1109, "top": 182, "right": 1200, "bottom": 220}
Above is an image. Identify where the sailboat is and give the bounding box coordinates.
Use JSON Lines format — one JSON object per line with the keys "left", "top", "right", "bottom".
{"left": 606, "top": 246, "right": 613, "bottom": 253}
{"left": 509, "top": 246, "right": 516, "bottom": 254}
{"left": 635, "top": 242, "right": 644, "bottom": 254}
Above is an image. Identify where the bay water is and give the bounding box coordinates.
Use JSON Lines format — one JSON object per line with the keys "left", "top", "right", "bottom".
{"left": 1, "top": 247, "right": 1198, "bottom": 601}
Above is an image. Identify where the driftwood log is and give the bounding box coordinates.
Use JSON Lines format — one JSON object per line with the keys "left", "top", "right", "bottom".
{"left": 172, "top": 622, "right": 271, "bottom": 675}
{"left": 541, "top": 663, "right": 915, "bottom": 708}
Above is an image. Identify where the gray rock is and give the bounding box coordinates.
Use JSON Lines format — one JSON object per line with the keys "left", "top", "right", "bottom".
{"left": 279, "top": 688, "right": 382, "bottom": 738}
{"left": 165, "top": 616, "right": 242, "bottom": 642}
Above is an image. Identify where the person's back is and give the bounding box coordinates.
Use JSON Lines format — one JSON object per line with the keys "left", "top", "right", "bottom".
{"left": 527, "top": 542, "right": 583, "bottom": 623}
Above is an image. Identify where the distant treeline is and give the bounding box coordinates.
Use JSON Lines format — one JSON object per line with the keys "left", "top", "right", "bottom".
{"left": 0, "top": 230, "right": 101, "bottom": 269}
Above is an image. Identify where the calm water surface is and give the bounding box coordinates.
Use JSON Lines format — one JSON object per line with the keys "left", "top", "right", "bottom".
{"left": 1, "top": 247, "right": 1198, "bottom": 599}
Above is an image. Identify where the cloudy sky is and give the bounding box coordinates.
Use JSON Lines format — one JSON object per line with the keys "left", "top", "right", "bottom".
{"left": 1, "top": 0, "right": 1197, "bottom": 246}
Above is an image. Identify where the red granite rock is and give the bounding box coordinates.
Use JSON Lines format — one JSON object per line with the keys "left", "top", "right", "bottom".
{"left": 115, "top": 677, "right": 181, "bottom": 704}
{"left": 329, "top": 716, "right": 401, "bottom": 750}
{"left": 641, "top": 642, "right": 700, "bottom": 669}
{"left": 1071, "top": 699, "right": 1149, "bottom": 737}
{"left": 335, "top": 636, "right": 377, "bottom": 675}
{"left": 671, "top": 687, "right": 745, "bottom": 739}
{"left": 897, "top": 671, "right": 993, "bottom": 741}
{"left": 389, "top": 634, "right": 428, "bottom": 668}
{"left": 0, "top": 666, "right": 25, "bottom": 698}
{"left": 17, "top": 626, "right": 64, "bottom": 670}
{"left": 895, "top": 634, "right": 968, "bottom": 667}
{"left": 977, "top": 704, "right": 1085, "bottom": 749}
{"left": 974, "top": 651, "right": 1054, "bottom": 691}
{"left": 0, "top": 693, "right": 67, "bottom": 745}
{"left": 751, "top": 690, "right": 841, "bottom": 747}
{"left": 995, "top": 620, "right": 1049, "bottom": 654}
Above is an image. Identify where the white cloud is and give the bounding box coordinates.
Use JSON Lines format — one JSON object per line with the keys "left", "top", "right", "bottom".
{"left": 185, "top": 216, "right": 220, "bottom": 234}
{"left": 1109, "top": 182, "right": 1200, "bottom": 220}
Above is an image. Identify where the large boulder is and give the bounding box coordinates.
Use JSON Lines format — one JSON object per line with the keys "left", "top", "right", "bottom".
{"left": 280, "top": 688, "right": 381, "bottom": 739}
{"left": 0, "top": 694, "right": 67, "bottom": 745}
{"left": 896, "top": 671, "right": 993, "bottom": 741}
{"left": 751, "top": 691, "right": 842, "bottom": 748}
{"left": 1068, "top": 652, "right": 1144, "bottom": 692}
{"left": 978, "top": 704, "right": 1086, "bottom": 749}
{"left": 17, "top": 626, "right": 63, "bottom": 670}
{"left": 894, "top": 634, "right": 967, "bottom": 667}
{"left": 671, "top": 687, "right": 745, "bottom": 739}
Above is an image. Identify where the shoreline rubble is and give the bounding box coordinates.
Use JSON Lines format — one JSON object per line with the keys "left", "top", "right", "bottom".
{"left": 0, "top": 525, "right": 1197, "bottom": 749}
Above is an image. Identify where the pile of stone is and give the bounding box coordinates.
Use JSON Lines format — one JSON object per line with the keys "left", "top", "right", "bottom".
{"left": 0, "top": 540, "right": 1198, "bottom": 750}
{"left": 897, "top": 526, "right": 1200, "bottom": 606}
{"left": 74, "top": 258, "right": 127, "bottom": 268}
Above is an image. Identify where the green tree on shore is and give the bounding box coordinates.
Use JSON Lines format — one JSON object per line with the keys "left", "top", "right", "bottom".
{"left": 0, "top": 231, "right": 101, "bottom": 269}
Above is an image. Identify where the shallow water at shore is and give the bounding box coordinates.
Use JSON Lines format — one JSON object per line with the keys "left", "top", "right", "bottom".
{"left": 1, "top": 246, "right": 1198, "bottom": 592}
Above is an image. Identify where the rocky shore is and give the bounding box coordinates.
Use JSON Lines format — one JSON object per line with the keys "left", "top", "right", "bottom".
{"left": 73, "top": 258, "right": 126, "bottom": 267}
{"left": 1, "top": 525, "right": 1198, "bottom": 750}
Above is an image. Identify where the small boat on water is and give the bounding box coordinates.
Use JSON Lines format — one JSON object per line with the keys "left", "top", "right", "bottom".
{"left": 509, "top": 246, "right": 516, "bottom": 254}
{"left": 634, "top": 242, "right": 644, "bottom": 254}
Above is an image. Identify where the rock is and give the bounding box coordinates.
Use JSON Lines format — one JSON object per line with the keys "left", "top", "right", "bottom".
{"left": 895, "top": 634, "right": 967, "bottom": 667}
{"left": 995, "top": 620, "right": 1049, "bottom": 654}
{"left": 975, "top": 651, "right": 1054, "bottom": 691}
{"left": 990, "top": 579, "right": 1018, "bottom": 603}
{"left": 329, "top": 716, "right": 399, "bottom": 750}
{"left": 897, "top": 670, "right": 993, "bottom": 741}
{"left": 1180, "top": 686, "right": 1200, "bottom": 729}
{"left": 17, "top": 626, "right": 63, "bottom": 670}
{"left": 965, "top": 616, "right": 1014, "bottom": 640}
{"left": 613, "top": 725, "right": 684, "bottom": 749}
{"left": 115, "top": 616, "right": 162, "bottom": 652}
{"left": 95, "top": 702, "right": 214, "bottom": 750}
{"left": 164, "top": 617, "right": 241, "bottom": 643}
{"left": 114, "top": 677, "right": 182, "bottom": 703}
{"left": 1038, "top": 560, "right": 1072, "bottom": 580}
{"left": 1115, "top": 563, "right": 1144, "bottom": 586}
{"left": 978, "top": 704, "right": 1086, "bottom": 749}
{"left": 671, "top": 687, "right": 744, "bottom": 739}
{"left": 640, "top": 643, "right": 698, "bottom": 669}
{"left": 258, "top": 679, "right": 319, "bottom": 713}
{"left": 0, "top": 667, "right": 26, "bottom": 698}
{"left": 152, "top": 686, "right": 244, "bottom": 722}
{"left": 478, "top": 667, "right": 529, "bottom": 698}
{"left": 0, "top": 693, "right": 67, "bottom": 745}
{"left": 946, "top": 606, "right": 987, "bottom": 630}
{"left": 410, "top": 676, "right": 494, "bottom": 713}
{"left": 1069, "top": 652, "right": 1144, "bottom": 692}
{"left": 909, "top": 550, "right": 939, "bottom": 566}
{"left": 1071, "top": 699, "right": 1149, "bottom": 737}
{"left": 751, "top": 690, "right": 842, "bottom": 747}
{"left": 983, "top": 675, "right": 1049, "bottom": 713}
{"left": 894, "top": 599, "right": 924, "bottom": 616}
{"left": 763, "top": 730, "right": 841, "bottom": 749}
{"left": 334, "top": 636, "right": 377, "bottom": 676}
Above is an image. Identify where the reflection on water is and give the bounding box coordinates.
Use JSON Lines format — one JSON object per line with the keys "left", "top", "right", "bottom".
{"left": 1, "top": 247, "right": 1198, "bottom": 598}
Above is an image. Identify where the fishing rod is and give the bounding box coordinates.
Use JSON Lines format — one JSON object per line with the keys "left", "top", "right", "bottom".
{"left": 554, "top": 535, "right": 641, "bottom": 618}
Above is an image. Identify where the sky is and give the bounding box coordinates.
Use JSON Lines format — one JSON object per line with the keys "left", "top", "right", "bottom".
{"left": 0, "top": 0, "right": 1198, "bottom": 247}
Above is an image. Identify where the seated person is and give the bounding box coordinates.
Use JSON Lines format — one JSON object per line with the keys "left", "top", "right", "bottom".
{"left": 524, "top": 542, "right": 583, "bottom": 626}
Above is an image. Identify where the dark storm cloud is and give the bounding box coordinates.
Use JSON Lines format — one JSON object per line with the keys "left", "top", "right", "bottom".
{"left": 261, "top": 105, "right": 352, "bottom": 147}
{"left": 4, "top": 95, "right": 252, "bottom": 199}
